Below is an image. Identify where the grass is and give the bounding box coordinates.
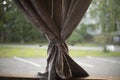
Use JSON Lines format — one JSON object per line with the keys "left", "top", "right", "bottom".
{"left": 69, "top": 49, "right": 120, "bottom": 57}
{"left": 0, "top": 46, "right": 47, "bottom": 58}
{"left": 73, "top": 42, "right": 100, "bottom": 47}
{"left": 0, "top": 46, "right": 120, "bottom": 58}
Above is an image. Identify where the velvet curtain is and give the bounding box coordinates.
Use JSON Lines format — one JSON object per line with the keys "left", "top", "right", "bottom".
{"left": 14, "top": 0, "right": 92, "bottom": 80}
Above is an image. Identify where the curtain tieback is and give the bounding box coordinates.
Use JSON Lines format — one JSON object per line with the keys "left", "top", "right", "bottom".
{"left": 50, "top": 40, "right": 65, "bottom": 44}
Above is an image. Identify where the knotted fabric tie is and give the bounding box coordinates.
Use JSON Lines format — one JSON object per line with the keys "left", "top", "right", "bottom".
{"left": 50, "top": 41, "right": 65, "bottom": 44}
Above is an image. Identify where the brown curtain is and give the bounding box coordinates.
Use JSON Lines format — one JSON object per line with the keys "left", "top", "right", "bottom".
{"left": 14, "top": 0, "right": 92, "bottom": 80}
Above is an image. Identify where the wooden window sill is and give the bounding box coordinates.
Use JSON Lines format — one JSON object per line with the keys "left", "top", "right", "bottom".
{"left": 0, "top": 73, "right": 119, "bottom": 80}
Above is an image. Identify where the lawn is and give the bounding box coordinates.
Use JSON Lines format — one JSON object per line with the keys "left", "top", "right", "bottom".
{"left": 0, "top": 46, "right": 120, "bottom": 58}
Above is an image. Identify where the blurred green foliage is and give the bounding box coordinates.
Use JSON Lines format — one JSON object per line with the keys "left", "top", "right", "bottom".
{"left": 90, "top": 0, "right": 120, "bottom": 45}
{"left": 0, "top": 0, "right": 46, "bottom": 43}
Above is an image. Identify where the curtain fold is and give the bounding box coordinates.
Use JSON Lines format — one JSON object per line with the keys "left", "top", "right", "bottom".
{"left": 14, "top": 0, "right": 92, "bottom": 80}
{"left": 61, "top": 0, "right": 92, "bottom": 40}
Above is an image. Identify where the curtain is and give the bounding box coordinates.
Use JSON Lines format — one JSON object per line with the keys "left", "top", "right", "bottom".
{"left": 14, "top": 0, "right": 92, "bottom": 80}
